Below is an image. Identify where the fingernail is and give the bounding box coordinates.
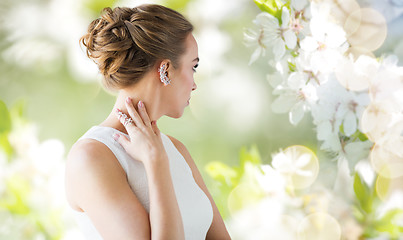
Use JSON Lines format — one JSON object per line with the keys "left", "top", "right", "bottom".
{"left": 113, "top": 133, "right": 120, "bottom": 140}
{"left": 138, "top": 100, "right": 143, "bottom": 108}
{"left": 126, "top": 97, "right": 131, "bottom": 103}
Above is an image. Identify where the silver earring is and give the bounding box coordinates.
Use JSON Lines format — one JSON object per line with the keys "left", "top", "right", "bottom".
{"left": 158, "top": 64, "right": 171, "bottom": 86}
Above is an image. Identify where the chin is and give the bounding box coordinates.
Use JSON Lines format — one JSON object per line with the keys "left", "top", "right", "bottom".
{"left": 166, "top": 109, "right": 185, "bottom": 119}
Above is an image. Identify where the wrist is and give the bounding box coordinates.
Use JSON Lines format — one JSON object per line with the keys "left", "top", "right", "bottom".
{"left": 144, "top": 153, "right": 169, "bottom": 172}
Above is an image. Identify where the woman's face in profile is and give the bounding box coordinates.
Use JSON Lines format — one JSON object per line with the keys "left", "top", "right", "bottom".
{"left": 165, "top": 33, "right": 199, "bottom": 118}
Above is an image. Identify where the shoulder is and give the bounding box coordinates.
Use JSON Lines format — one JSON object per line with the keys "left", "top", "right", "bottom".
{"left": 68, "top": 138, "right": 107, "bottom": 161}
{"left": 166, "top": 135, "right": 186, "bottom": 151}
{"left": 65, "top": 138, "right": 126, "bottom": 209}
{"left": 67, "top": 138, "right": 123, "bottom": 172}
{"left": 68, "top": 137, "right": 115, "bottom": 158}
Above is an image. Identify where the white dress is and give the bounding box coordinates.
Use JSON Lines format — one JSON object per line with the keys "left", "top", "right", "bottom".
{"left": 72, "top": 126, "right": 213, "bottom": 240}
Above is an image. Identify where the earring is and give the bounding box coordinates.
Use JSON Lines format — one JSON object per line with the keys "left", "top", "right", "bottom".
{"left": 158, "top": 64, "right": 171, "bottom": 86}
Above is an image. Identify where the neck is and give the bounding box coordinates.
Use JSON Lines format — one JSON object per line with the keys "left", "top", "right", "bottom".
{"left": 98, "top": 73, "right": 164, "bottom": 135}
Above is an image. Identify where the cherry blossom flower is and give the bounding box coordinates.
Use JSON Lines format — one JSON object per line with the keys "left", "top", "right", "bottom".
{"left": 290, "top": 0, "right": 311, "bottom": 37}
{"left": 271, "top": 145, "right": 319, "bottom": 190}
{"left": 267, "top": 55, "right": 292, "bottom": 89}
{"left": 270, "top": 54, "right": 324, "bottom": 125}
{"left": 271, "top": 71, "right": 318, "bottom": 125}
{"left": 310, "top": 78, "right": 347, "bottom": 152}
{"left": 291, "top": 0, "right": 308, "bottom": 12}
{"left": 335, "top": 55, "right": 379, "bottom": 91}
{"left": 272, "top": 150, "right": 312, "bottom": 177}
{"left": 245, "top": 7, "right": 297, "bottom": 64}
{"left": 369, "top": 56, "right": 403, "bottom": 103}
{"left": 244, "top": 12, "right": 275, "bottom": 65}
{"left": 336, "top": 91, "right": 370, "bottom": 137}
{"left": 299, "top": 2, "right": 348, "bottom": 75}
{"left": 256, "top": 164, "right": 287, "bottom": 197}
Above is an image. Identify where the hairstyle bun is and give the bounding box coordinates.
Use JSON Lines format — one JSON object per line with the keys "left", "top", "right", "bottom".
{"left": 80, "top": 4, "right": 193, "bottom": 90}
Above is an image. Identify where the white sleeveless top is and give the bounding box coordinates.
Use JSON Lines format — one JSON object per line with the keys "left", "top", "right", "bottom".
{"left": 72, "top": 126, "right": 213, "bottom": 240}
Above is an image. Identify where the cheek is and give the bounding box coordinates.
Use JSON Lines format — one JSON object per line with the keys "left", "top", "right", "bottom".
{"left": 185, "top": 72, "right": 194, "bottom": 88}
{"left": 177, "top": 71, "right": 193, "bottom": 90}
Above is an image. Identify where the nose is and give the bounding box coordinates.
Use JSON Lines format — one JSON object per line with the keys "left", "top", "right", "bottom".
{"left": 192, "top": 81, "right": 197, "bottom": 91}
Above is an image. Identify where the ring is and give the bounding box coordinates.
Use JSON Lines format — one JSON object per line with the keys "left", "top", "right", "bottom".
{"left": 117, "top": 111, "right": 128, "bottom": 119}
{"left": 124, "top": 117, "right": 134, "bottom": 127}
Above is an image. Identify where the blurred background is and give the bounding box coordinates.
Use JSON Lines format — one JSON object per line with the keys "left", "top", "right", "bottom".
{"left": 0, "top": 0, "right": 402, "bottom": 239}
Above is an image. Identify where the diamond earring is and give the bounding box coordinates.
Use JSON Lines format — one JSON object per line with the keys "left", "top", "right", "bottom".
{"left": 158, "top": 64, "right": 171, "bottom": 86}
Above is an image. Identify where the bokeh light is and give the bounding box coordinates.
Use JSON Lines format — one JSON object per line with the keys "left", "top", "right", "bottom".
{"left": 345, "top": 8, "right": 387, "bottom": 53}
{"left": 297, "top": 212, "right": 341, "bottom": 240}
{"left": 370, "top": 143, "right": 403, "bottom": 179}
{"left": 376, "top": 172, "right": 403, "bottom": 202}
{"left": 272, "top": 145, "right": 319, "bottom": 190}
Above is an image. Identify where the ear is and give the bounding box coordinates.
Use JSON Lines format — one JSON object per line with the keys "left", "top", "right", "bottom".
{"left": 158, "top": 60, "right": 172, "bottom": 77}
{"left": 157, "top": 60, "right": 172, "bottom": 86}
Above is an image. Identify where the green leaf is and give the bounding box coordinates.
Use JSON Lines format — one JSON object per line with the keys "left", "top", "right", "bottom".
{"left": 350, "top": 129, "right": 369, "bottom": 141}
{"left": 254, "top": 0, "right": 285, "bottom": 21}
{"left": 353, "top": 172, "right": 373, "bottom": 214}
{"left": 0, "top": 176, "right": 31, "bottom": 215}
{"left": 205, "top": 161, "right": 237, "bottom": 187}
{"left": 288, "top": 61, "right": 296, "bottom": 72}
{"left": 227, "top": 182, "right": 265, "bottom": 213}
{"left": 10, "top": 99, "right": 26, "bottom": 120}
{"left": 352, "top": 205, "right": 365, "bottom": 222}
{"left": 0, "top": 100, "right": 13, "bottom": 158}
{"left": 0, "top": 133, "right": 13, "bottom": 159}
{"left": 374, "top": 208, "right": 403, "bottom": 238}
{"left": 206, "top": 145, "right": 265, "bottom": 219}
{"left": 375, "top": 173, "right": 390, "bottom": 201}
{"left": 240, "top": 145, "right": 262, "bottom": 167}
{"left": 344, "top": 141, "right": 373, "bottom": 174}
{"left": 0, "top": 100, "right": 11, "bottom": 134}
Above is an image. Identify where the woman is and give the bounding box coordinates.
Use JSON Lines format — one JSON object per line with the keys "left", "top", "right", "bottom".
{"left": 65, "top": 4, "right": 231, "bottom": 240}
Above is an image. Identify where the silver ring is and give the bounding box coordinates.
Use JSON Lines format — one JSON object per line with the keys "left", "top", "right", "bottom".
{"left": 118, "top": 112, "right": 127, "bottom": 119}
{"left": 124, "top": 117, "right": 134, "bottom": 127}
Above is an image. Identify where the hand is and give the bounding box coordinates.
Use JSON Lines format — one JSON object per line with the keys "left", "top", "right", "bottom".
{"left": 113, "top": 97, "right": 168, "bottom": 168}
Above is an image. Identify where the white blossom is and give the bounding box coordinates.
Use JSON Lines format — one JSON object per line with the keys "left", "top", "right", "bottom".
{"left": 272, "top": 150, "right": 312, "bottom": 177}
{"left": 335, "top": 55, "right": 379, "bottom": 91}
{"left": 291, "top": 0, "right": 308, "bottom": 12}
{"left": 256, "top": 164, "right": 287, "bottom": 197}
{"left": 290, "top": 0, "right": 311, "bottom": 37}
{"left": 271, "top": 71, "right": 318, "bottom": 125}
{"left": 369, "top": 56, "right": 403, "bottom": 103}
{"left": 244, "top": 12, "right": 279, "bottom": 65}
{"left": 311, "top": 78, "right": 346, "bottom": 152}
{"left": 299, "top": 3, "right": 348, "bottom": 75}
{"left": 336, "top": 91, "right": 370, "bottom": 136}
{"left": 245, "top": 7, "right": 298, "bottom": 64}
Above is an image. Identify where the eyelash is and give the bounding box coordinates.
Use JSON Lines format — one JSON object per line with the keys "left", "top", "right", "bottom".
{"left": 192, "top": 64, "right": 199, "bottom": 72}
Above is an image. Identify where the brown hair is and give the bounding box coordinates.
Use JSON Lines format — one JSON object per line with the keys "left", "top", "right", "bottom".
{"left": 80, "top": 4, "right": 193, "bottom": 90}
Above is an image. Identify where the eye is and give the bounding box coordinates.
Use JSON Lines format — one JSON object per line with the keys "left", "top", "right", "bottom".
{"left": 192, "top": 63, "right": 199, "bottom": 73}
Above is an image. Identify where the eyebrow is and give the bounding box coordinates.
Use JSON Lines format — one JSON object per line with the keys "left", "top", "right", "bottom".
{"left": 193, "top": 57, "right": 199, "bottom": 62}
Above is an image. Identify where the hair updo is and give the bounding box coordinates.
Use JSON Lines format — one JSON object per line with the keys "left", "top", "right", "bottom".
{"left": 80, "top": 4, "right": 193, "bottom": 90}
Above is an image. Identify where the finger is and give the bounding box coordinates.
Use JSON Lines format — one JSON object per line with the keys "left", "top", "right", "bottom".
{"left": 137, "top": 100, "right": 152, "bottom": 128}
{"left": 125, "top": 97, "right": 145, "bottom": 128}
{"left": 113, "top": 133, "right": 130, "bottom": 149}
{"left": 151, "top": 121, "right": 160, "bottom": 136}
{"left": 115, "top": 109, "right": 136, "bottom": 129}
